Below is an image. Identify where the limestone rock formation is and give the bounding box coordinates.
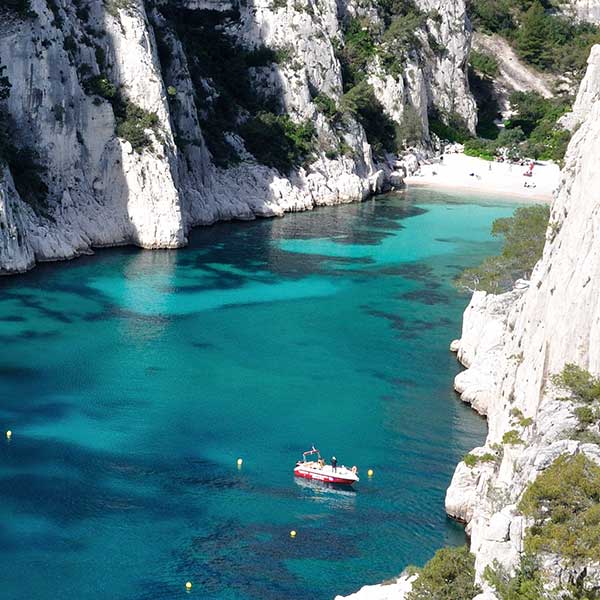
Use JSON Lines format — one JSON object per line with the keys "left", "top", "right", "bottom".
{"left": 339, "top": 42, "right": 600, "bottom": 600}
{"left": 560, "top": 45, "right": 600, "bottom": 130}
{"left": 0, "top": 0, "right": 476, "bottom": 273}
{"left": 448, "top": 42, "right": 600, "bottom": 594}
{"left": 334, "top": 574, "right": 416, "bottom": 600}
{"left": 562, "top": 0, "right": 600, "bottom": 23}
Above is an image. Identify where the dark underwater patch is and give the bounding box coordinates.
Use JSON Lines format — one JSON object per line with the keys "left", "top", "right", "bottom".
{"left": 376, "top": 263, "right": 433, "bottom": 281}
{"left": 0, "top": 315, "right": 26, "bottom": 322}
{"left": 0, "top": 364, "right": 40, "bottom": 378}
{"left": 398, "top": 288, "right": 450, "bottom": 305}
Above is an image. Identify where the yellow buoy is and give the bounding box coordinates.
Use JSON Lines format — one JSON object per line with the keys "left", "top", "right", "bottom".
{"left": 367, "top": 469, "right": 374, "bottom": 477}
{"left": 185, "top": 581, "right": 192, "bottom": 591}
{"left": 290, "top": 530, "right": 297, "bottom": 538}
{"left": 237, "top": 457, "right": 243, "bottom": 466}
{"left": 6, "top": 430, "right": 12, "bottom": 440}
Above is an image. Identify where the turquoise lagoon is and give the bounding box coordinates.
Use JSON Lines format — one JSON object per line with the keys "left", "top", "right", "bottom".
{"left": 0, "top": 189, "right": 517, "bottom": 599}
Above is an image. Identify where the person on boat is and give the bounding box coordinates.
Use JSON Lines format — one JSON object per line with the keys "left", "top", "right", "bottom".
{"left": 331, "top": 456, "right": 337, "bottom": 472}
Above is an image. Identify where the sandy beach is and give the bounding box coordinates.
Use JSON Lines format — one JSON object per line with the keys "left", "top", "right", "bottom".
{"left": 404, "top": 152, "right": 561, "bottom": 202}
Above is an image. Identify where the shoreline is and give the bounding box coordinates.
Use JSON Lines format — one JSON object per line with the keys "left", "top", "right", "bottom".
{"left": 404, "top": 152, "right": 560, "bottom": 203}
{"left": 405, "top": 179, "right": 552, "bottom": 203}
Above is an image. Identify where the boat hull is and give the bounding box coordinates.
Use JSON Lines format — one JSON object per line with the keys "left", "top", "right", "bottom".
{"left": 294, "top": 467, "right": 358, "bottom": 485}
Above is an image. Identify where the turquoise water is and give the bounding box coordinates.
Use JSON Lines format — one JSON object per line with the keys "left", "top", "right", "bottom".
{"left": 0, "top": 189, "right": 516, "bottom": 600}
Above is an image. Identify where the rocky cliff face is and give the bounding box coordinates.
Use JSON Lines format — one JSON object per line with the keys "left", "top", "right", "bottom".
{"left": 563, "top": 0, "right": 600, "bottom": 23}
{"left": 448, "top": 43, "right": 600, "bottom": 596}
{"left": 337, "top": 43, "right": 600, "bottom": 600}
{"left": 0, "top": 0, "right": 475, "bottom": 273}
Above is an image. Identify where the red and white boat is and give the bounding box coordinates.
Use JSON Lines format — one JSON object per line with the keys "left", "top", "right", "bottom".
{"left": 294, "top": 447, "right": 359, "bottom": 485}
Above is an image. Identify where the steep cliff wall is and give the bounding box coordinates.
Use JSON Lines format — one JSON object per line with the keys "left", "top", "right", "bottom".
{"left": 562, "top": 0, "right": 600, "bottom": 23}
{"left": 338, "top": 42, "right": 600, "bottom": 600}
{"left": 448, "top": 43, "right": 600, "bottom": 595}
{"left": 0, "top": 0, "right": 475, "bottom": 273}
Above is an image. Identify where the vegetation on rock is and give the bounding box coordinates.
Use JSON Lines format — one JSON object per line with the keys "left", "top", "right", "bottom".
{"left": 552, "top": 364, "right": 600, "bottom": 435}
{"left": 428, "top": 109, "right": 471, "bottom": 144}
{"left": 456, "top": 205, "right": 549, "bottom": 293}
{"left": 337, "top": 2, "right": 451, "bottom": 152}
{"left": 519, "top": 453, "right": 600, "bottom": 563}
{"left": 313, "top": 93, "right": 338, "bottom": 120}
{"left": 506, "top": 91, "right": 571, "bottom": 162}
{"left": 463, "top": 452, "right": 497, "bottom": 468}
{"left": 113, "top": 98, "right": 160, "bottom": 152}
{"left": 469, "top": 50, "right": 500, "bottom": 79}
{"left": 468, "top": 0, "right": 600, "bottom": 77}
{"left": 484, "top": 454, "right": 600, "bottom": 598}
{"left": 83, "top": 74, "right": 117, "bottom": 100}
{"left": 81, "top": 71, "right": 159, "bottom": 152}
{"left": 0, "top": 61, "right": 50, "bottom": 219}
{"left": 502, "top": 429, "right": 524, "bottom": 445}
{"left": 406, "top": 545, "right": 481, "bottom": 600}
{"left": 484, "top": 556, "right": 546, "bottom": 600}
{"left": 240, "top": 113, "right": 316, "bottom": 173}
{"left": 468, "top": 50, "right": 502, "bottom": 138}
{"left": 341, "top": 81, "right": 397, "bottom": 157}
{"left": 158, "top": 7, "right": 310, "bottom": 170}
{"left": 552, "top": 364, "right": 600, "bottom": 404}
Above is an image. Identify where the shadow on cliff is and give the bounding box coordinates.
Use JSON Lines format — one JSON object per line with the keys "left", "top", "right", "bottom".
{"left": 151, "top": 0, "right": 375, "bottom": 229}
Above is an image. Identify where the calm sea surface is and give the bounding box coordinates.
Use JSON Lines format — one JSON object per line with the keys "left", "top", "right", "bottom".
{"left": 0, "top": 188, "right": 517, "bottom": 599}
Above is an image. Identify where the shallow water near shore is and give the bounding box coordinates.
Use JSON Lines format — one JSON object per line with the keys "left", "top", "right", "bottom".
{"left": 0, "top": 188, "right": 517, "bottom": 600}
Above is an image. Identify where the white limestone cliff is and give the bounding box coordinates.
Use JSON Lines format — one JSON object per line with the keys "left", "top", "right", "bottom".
{"left": 334, "top": 574, "right": 417, "bottom": 600}
{"left": 0, "top": 0, "right": 476, "bottom": 273}
{"left": 447, "top": 42, "right": 600, "bottom": 594}
{"left": 562, "top": 0, "right": 600, "bottom": 23}
{"left": 560, "top": 45, "right": 600, "bottom": 131}
{"left": 338, "top": 43, "right": 600, "bottom": 600}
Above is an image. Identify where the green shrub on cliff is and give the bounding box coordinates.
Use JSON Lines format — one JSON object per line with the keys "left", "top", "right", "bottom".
{"left": 0, "top": 95, "right": 50, "bottom": 220}
{"left": 340, "top": 18, "right": 375, "bottom": 87}
{"left": 468, "top": 0, "right": 600, "bottom": 77}
{"left": 484, "top": 556, "right": 545, "bottom": 600}
{"left": 505, "top": 92, "right": 571, "bottom": 162}
{"left": 552, "top": 364, "right": 600, "bottom": 404}
{"left": 341, "top": 81, "right": 397, "bottom": 157}
{"left": 467, "top": 0, "right": 514, "bottom": 34}
{"left": 456, "top": 205, "right": 550, "bottom": 293}
{"left": 240, "top": 112, "right": 316, "bottom": 173}
{"left": 502, "top": 430, "right": 524, "bottom": 445}
{"left": 470, "top": 50, "right": 499, "bottom": 78}
{"left": 485, "top": 454, "right": 600, "bottom": 597}
{"left": 428, "top": 109, "right": 471, "bottom": 143}
{"left": 407, "top": 545, "right": 481, "bottom": 600}
{"left": 337, "top": 3, "right": 432, "bottom": 151}
{"left": 113, "top": 97, "right": 160, "bottom": 152}
{"left": 519, "top": 453, "right": 600, "bottom": 563}
{"left": 464, "top": 452, "right": 497, "bottom": 468}
{"left": 313, "top": 93, "right": 338, "bottom": 120}
{"left": 552, "top": 364, "right": 600, "bottom": 432}
{"left": 157, "top": 7, "right": 286, "bottom": 167}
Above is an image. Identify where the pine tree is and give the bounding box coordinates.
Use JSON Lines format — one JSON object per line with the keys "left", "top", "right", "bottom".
{"left": 517, "top": 1, "right": 551, "bottom": 68}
